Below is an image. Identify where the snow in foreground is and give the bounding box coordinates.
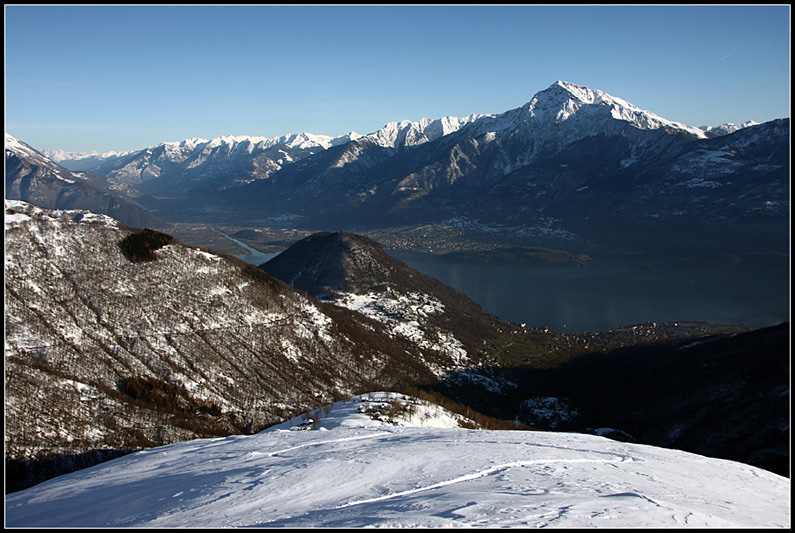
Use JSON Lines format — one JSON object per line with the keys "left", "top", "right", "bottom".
{"left": 5, "top": 393, "right": 790, "bottom": 528}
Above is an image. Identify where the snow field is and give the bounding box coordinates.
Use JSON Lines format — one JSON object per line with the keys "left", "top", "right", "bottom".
{"left": 5, "top": 392, "right": 789, "bottom": 528}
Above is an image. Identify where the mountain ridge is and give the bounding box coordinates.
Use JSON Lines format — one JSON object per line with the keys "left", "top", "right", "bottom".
{"left": 7, "top": 80, "right": 787, "bottom": 258}
{"left": 40, "top": 81, "right": 759, "bottom": 162}
{"left": 262, "top": 232, "right": 506, "bottom": 371}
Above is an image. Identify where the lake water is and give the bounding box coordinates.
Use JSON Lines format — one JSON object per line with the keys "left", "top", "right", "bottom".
{"left": 389, "top": 251, "right": 790, "bottom": 333}
{"left": 235, "top": 242, "right": 788, "bottom": 333}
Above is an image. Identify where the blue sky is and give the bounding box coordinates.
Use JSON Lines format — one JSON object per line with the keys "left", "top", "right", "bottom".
{"left": 5, "top": 5, "right": 791, "bottom": 153}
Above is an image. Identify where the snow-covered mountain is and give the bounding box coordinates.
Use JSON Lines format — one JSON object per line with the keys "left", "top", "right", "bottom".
{"left": 4, "top": 134, "right": 164, "bottom": 229}
{"left": 6, "top": 133, "right": 91, "bottom": 182}
{"left": 5, "top": 391, "right": 790, "bottom": 528}
{"left": 47, "top": 117, "right": 480, "bottom": 187}
{"left": 701, "top": 120, "right": 761, "bottom": 138}
{"left": 464, "top": 80, "right": 708, "bottom": 147}
{"left": 48, "top": 131, "right": 363, "bottom": 196}
{"left": 360, "top": 114, "right": 485, "bottom": 149}
{"left": 42, "top": 147, "right": 138, "bottom": 170}
{"left": 43, "top": 132, "right": 360, "bottom": 167}
{"left": 223, "top": 81, "right": 788, "bottom": 254}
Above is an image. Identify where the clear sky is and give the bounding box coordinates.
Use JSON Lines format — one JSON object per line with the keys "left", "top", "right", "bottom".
{"left": 4, "top": 4, "right": 791, "bottom": 154}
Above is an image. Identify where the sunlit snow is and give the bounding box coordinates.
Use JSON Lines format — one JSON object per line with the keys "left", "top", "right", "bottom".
{"left": 5, "top": 392, "right": 790, "bottom": 528}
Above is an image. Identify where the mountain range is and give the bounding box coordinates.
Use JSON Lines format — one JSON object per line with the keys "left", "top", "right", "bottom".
{"left": 8, "top": 80, "right": 788, "bottom": 256}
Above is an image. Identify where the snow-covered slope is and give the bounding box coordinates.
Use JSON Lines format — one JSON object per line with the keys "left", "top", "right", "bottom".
{"left": 6, "top": 391, "right": 790, "bottom": 528}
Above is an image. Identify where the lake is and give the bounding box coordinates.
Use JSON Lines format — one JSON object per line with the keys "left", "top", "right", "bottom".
{"left": 389, "top": 251, "right": 790, "bottom": 333}
{"left": 236, "top": 242, "right": 789, "bottom": 333}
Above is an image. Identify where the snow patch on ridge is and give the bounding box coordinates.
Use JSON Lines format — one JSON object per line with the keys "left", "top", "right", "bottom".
{"left": 5, "top": 199, "right": 120, "bottom": 231}
{"left": 268, "top": 392, "right": 478, "bottom": 432}
{"left": 332, "top": 289, "right": 469, "bottom": 373}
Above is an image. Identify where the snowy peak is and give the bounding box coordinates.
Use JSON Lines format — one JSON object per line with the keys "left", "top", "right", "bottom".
{"left": 46, "top": 132, "right": 363, "bottom": 173}
{"left": 205, "top": 131, "right": 359, "bottom": 152}
{"left": 521, "top": 80, "right": 707, "bottom": 138}
{"left": 6, "top": 133, "right": 38, "bottom": 159}
{"left": 283, "top": 131, "right": 364, "bottom": 149}
{"left": 46, "top": 130, "right": 369, "bottom": 194}
{"left": 6, "top": 134, "right": 71, "bottom": 170}
{"left": 55, "top": 133, "right": 361, "bottom": 161}
{"left": 701, "top": 121, "right": 761, "bottom": 137}
{"left": 44, "top": 146, "right": 137, "bottom": 165}
{"left": 148, "top": 132, "right": 360, "bottom": 160}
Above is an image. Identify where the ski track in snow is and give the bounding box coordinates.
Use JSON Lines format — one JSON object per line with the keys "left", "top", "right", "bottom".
{"left": 334, "top": 456, "right": 629, "bottom": 510}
